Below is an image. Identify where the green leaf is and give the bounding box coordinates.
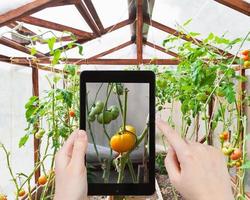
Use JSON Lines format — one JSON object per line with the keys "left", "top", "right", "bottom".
{"left": 77, "top": 45, "right": 83, "bottom": 56}
{"left": 183, "top": 18, "right": 192, "bottom": 26}
{"left": 235, "top": 75, "right": 247, "bottom": 82}
{"left": 214, "top": 36, "right": 230, "bottom": 44}
{"left": 67, "top": 42, "right": 74, "bottom": 49}
{"left": 46, "top": 37, "right": 57, "bottom": 54}
{"left": 30, "top": 47, "right": 37, "bottom": 56}
{"left": 25, "top": 96, "right": 38, "bottom": 109}
{"left": 19, "top": 134, "right": 29, "bottom": 148}
{"left": 224, "top": 83, "right": 235, "bottom": 104}
{"left": 64, "top": 64, "right": 77, "bottom": 76}
{"left": 189, "top": 32, "right": 200, "bottom": 37}
{"left": 52, "top": 49, "right": 61, "bottom": 65}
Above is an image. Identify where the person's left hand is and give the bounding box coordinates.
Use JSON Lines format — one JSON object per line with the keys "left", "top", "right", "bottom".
{"left": 54, "top": 130, "right": 88, "bottom": 200}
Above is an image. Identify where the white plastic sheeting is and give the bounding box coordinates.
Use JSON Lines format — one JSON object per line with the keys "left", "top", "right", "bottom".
{"left": 0, "top": 0, "right": 33, "bottom": 15}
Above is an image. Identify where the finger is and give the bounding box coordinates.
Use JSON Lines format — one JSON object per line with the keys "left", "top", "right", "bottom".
{"left": 165, "top": 146, "right": 181, "bottom": 185}
{"left": 71, "top": 130, "right": 88, "bottom": 168}
{"left": 156, "top": 119, "right": 187, "bottom": 156}
{"left": 55, "top": 130, "right": 78, "bottom": 170}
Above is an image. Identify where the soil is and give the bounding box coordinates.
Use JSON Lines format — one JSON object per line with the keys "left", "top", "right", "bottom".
{"left": 156, "top": 173, "right": 184, "bottom": 200}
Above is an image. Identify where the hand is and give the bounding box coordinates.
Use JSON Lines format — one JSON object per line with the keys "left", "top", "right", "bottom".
{"left": 54, "top": 130, "right": 88, "bottom": 200}
{"left": 157, "top": 119, "right": 234, "bottom": 200}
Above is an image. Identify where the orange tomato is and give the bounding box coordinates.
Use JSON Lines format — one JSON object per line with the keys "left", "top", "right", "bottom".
{"left": 243, "top": 54, "right": 249, "bottom": 61}
{"left": 235, "top": 160, "right": 242, "bottom": 167}
{"left": 119, "top": 125, "right": 136, "bottom": 135}
{"left": 110, "top": 131, "right": 136, "bottom": 153}
{"left": 241, "top": 49, "right": 249, "bottom": 56}
{"left": 18, "top": 189, "right": 25, "bottom": 197}
{"left": 69, "top": 109, "right": 75, "bottom": 117}
{"left": 38, "top": 175, "right": 47, "bottom": 185}
{"left": 219, "top": 131, "right": 229, "bottom": 141}
{"left": 230, "top": 149, "right": 242, "bottom": 160}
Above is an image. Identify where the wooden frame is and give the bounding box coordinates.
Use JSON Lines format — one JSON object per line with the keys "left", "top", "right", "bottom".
{"left": 0, "top": 0, "right": 65, "bottom": 27}
{"left": 0, "top": 0, "right": 249, "bottom": 193}
{"left": 20, "top": 16, "right": 93, "bottom": 38}
{"left": 136, "top": 0, "right": 143, "bottom": 64}
{"left": 75, "top": 0, "right": 101, "bottom": 36}
{"left": 214, "top": 0, "right": 250, "bottom": 16}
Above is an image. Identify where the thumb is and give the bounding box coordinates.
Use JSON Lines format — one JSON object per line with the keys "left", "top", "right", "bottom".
{"left": 165, "top": 146, "right": 181, "bottom": 185}
{"left": 71, "top": 130, "right": 88, "bottom": 167}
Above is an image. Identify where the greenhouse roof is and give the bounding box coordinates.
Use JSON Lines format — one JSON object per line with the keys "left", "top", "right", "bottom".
{"left": 0, "top": 0, "right": 249, "bottom": 72}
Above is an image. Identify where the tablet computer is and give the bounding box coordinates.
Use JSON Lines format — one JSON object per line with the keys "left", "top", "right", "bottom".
{"left": 80, "top": 70, "right": 155, "bottom": 195}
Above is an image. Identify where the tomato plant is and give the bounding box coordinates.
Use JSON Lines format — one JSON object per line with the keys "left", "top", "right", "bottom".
{"left": 153, "top": 22, "right": 250, "bottom": 199}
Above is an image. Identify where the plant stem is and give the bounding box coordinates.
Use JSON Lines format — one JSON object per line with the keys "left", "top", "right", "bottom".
{"left": 122, "top": 89, "right": 128, "bottom": 132}
{"left": 127, "top": 158, "right": 137, "bottom": 183}
{"left": 117, "top": 89, "right": 129, "bottom": 183}
{"left": 86, "top": 92, "right": 100, "bottom": 161}
{"left": 115, "top": 83, "right": 124, "bottom": 115}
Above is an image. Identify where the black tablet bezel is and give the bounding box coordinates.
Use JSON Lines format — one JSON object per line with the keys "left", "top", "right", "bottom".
{"left": 80, "top": 70, "right": 155, "bottom": 196}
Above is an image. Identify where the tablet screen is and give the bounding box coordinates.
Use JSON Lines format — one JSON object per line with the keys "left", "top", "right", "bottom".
{"left": 85, "top": 82, "right": 150, "bottom": 184}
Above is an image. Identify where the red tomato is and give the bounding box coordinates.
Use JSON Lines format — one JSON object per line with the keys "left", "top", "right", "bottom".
{"left": 69, "top": 109, "right": 75, "bottom": 117}
{"left": 243, "top": 54, "right": 249, "bottom": 61}
{"left": 241, "top": 49, "right": 249, "bottom": 56}
{"left": 230, "top": 149, "right": 242, "bottom": 160}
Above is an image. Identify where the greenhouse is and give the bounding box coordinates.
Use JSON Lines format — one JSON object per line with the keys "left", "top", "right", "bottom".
{"left": 0, "top": 0, "right": 250, "bottom": 199}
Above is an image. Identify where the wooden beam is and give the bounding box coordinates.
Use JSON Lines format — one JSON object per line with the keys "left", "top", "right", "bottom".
{"left": 20, "top": 16, "right": 93, "bottom": 38}
{"left": 89, "top": 40, "right": 133, "bottom": 59}
{"left": 32, "top": 67, "right": 41, "bottom": 182}
{"left": 75, "top": 0, "right": 101, "bottom": 36}
{"left": 0, "top": 37, "right": 45, "bottom": 57}
{"left": 0, "top": 0, "right": 64, "bottom": 27}
{"left": 7, "top": 22, "right": 36, "bottom": 36}
{"left": 0, "top": 56, "right": 65, "bottom": 74}
{"left": 145, "top": 41, "right": 178, "bottom": 57}
{"left": 103, "top": 18, "right": 133, "bottom": 34}
{"left": 83, "top": 0, "right": 105, "bottom": 33}
{"left": 145, "top": 19, "right": 236, "bottom": 58}
{"left": 4, "top": 57, "right": 179, "bottom": 65}
{"left": 214, "top": 0, "right": 250, "bottom": 16}
{"left": 45, "top": 18, "right": 133, "bottom": 55}
{"left": 136, "top": 0, "right": 143, "bottom": 64}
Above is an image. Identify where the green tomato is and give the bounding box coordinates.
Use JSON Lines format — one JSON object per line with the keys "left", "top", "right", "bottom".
{"left": 94, "top": 101, "right": 104, "bottom": 114}
{"left": 88, "top": 114, "right": 96, "bottom": 122}
{"left": 109, "top": 105, "right": 119, "bottom": 120}
{"left": 97, "top": 111, "right": 113, "bottom": 124}
{"left": 196, "top": 93, "right": 207, "bottom": 102}
{"left": 113, "top": 83, "right": 124, "bottom": 95}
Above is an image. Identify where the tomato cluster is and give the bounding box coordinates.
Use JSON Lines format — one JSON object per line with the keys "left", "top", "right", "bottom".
{"left": 219, "top": 131, "right": 243, "bottom": 168}
{"left": 88, "top": 101, "right": 120, "bottom": 124}
{"left": 110, "top": 125, "right": 137, "bottom": 153}
{"left": 241, "top": 49, "right": 250, "bottom": 69}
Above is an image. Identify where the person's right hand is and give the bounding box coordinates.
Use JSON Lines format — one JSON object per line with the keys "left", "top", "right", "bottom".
{"left": 157, "top": 119, "right": 234, "bottom": 200}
